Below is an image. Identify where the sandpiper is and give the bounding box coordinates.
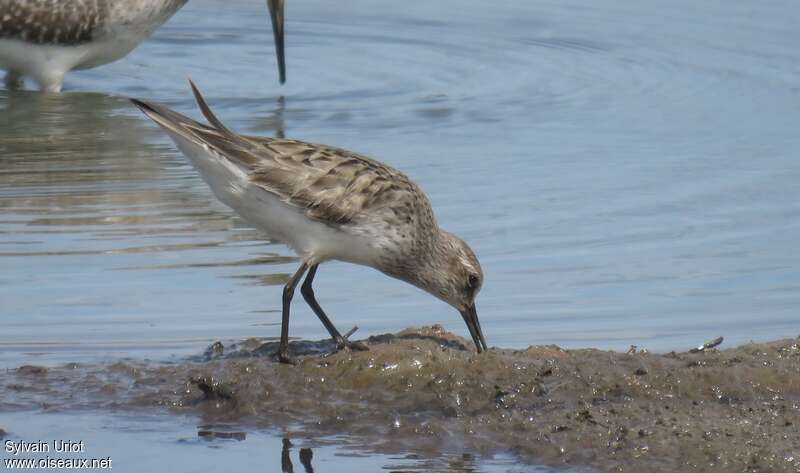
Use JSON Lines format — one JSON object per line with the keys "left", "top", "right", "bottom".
{"left": 131, "top": 81, "right": 488, "bottom": 363}
{"left": 0, "top": 0, "right": 285, "bottom": 92}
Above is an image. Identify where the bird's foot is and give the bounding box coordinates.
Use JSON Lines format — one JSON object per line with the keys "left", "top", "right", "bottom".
{"left": 272, "top": 350, "right": 296, "bottom": 365}
{"left": 335, "top": 337, "right": 369, "bottom": 352}
{"left": 331, "top": 326, "right": 368, "bottom": 352}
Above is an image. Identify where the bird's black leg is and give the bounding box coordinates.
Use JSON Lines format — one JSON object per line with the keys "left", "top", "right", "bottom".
{"left": 300, "top": 265, "right": 340, "bottom": 340}
{"left": 276, "top": 262, "right": 309, "bottom": 364}
{"left": 301, "top": 264, "right": 368, "bottom": 352}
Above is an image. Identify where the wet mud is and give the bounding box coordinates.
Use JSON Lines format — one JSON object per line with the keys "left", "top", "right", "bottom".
{"left": 2, "top": 326, "right": 798, "bottom": 472}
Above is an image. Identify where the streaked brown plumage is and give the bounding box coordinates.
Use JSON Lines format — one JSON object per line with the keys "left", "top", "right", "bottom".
{"left": 131, "top": 81, "right": 487, "bottom": 363}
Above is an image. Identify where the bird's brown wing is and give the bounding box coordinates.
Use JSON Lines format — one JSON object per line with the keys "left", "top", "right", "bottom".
{"left": 244, "top": 137, "right": 428, "bottom": 226}
{"left": 133, "top": 80, "right": 432, "bottom": 228}
{"left": 0, "top": 0, "right": 106, "bottom": 45}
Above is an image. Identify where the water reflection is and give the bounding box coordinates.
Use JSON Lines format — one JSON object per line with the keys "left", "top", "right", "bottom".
{"left": 257, "top": 95, "right": 286, "bottom": 139}
{"left": 282, "top": 440, "right": 317, "bottom": 473}
{"left": 2, "top": 410, "right": 553, "bottom": 473}
{"left": 279, "top": 437, "right": 487, "bottom": 473}
{"left": 299, "top": 447, "right": 315, "bottom": 473}
{"left": 281, "top": 439, "right": 296, "bottom": 473}
{"left": 0, "top": 88, "right": 295, "bottom": 364}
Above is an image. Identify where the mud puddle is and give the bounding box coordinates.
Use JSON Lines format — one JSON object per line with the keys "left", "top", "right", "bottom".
{"left": 2, "top": 326, "right": 799, "bottom": 472}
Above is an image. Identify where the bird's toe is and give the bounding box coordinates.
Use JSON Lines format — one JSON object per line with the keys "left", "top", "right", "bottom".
{"left": 272, "top": 351, "right": 297, "bottom": 365}
{"left": 336, "top": 338, "right": 369, "bottom": 352}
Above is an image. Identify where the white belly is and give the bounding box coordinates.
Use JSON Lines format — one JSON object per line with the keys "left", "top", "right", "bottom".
{"left": 0, "top": 0, "right": 185, "bottom": 91}
{"left": 166, "top": 131, "right": 382, "bottom": 267}
{"left": 0, "top": 34, "right": 142, "bottom": 91}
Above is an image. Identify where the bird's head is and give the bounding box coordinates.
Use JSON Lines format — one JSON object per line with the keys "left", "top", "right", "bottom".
{"left": 410, "top": 231, "right": 487, "bottom": 352}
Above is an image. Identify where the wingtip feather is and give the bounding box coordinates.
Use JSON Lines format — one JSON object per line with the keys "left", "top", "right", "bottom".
{"left": 129, "top": 97, "right": 151, "bottom": 112}
{"left": 129, "top": 95, "right": 201, "bottom": 141}
{"left": 187, "top": 78, "right": 235, "bottom": 137}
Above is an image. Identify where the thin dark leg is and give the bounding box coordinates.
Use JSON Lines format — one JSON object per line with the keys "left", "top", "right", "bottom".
{"left": 276, "top": 262, "right": 309, "bottom": 364}
{"left": 300, "top": 265, "right": 342, "bottom": 340}
{"left": 300, "top": 264, "right": 368, "bottom": 351}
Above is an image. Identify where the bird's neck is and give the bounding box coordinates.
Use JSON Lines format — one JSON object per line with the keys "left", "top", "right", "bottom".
{"left": 382, "top": 230, "right": 451, "bottom": 298}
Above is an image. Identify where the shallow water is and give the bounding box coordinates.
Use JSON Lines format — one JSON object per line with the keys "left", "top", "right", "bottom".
{"left": 0, "top": 410, "right": 560, "bottom": 473}
{"left": 1, "top": 0, "right": 799, "bottom": 470}
{"left": 2, "top": 0, "right": 799, "bottom": 366}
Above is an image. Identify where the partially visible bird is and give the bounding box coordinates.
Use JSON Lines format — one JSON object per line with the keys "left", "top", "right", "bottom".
{"left": 0, "top": 0, "right": 286, "bottom": 92}
{"left": 131, "top": 81, "right": 488, "bottom": 364}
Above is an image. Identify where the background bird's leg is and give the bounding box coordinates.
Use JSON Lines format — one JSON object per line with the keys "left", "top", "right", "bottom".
{"left": 301, "top": 264, "right": 368, "bottom": 352}
{"left": 4, "top": 71, "right": 22, "bottom": 89}
{"left": 277, "top": 262, "right": 309, "bottom": 364}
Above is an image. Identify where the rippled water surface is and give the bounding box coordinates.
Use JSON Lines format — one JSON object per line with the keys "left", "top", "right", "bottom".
{"left": 3, "top": 1, "right": 799, "bottom": 470}
{"left": 2, "top": 0, "right": 799, "bottom": 365}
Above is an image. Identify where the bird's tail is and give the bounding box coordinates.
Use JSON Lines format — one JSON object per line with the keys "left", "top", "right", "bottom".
{"left": 131, "top": 80, "right": 264, "bottom": 173}
{"left": 129, "top": 95, "right": 204, "bottom": 142}
{"left": 130, "top": 79, "right": 249, "bottom": 147}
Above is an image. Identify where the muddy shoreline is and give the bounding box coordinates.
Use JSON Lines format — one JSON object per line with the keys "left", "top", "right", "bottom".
{"left": 2, "top": 326, "right": 799, "bottom": 472}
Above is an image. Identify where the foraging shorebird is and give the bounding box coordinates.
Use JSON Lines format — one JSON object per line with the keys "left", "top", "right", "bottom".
{"left": 0, "top": 0, "right": 285, "bottom": 92}
{"left": 131, "top": 81, "right": 488, "bottom": 363}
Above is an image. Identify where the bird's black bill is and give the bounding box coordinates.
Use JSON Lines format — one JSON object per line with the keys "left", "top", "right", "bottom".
{"left": 267, "top": 0, "right": 286, "bottom": 84}
{"left": 459, "top": 304, "right": 488, "bottom": 353}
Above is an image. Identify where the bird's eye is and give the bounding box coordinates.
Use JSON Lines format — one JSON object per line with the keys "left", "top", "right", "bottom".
{"left": 467, "top": 274, "right": 480, "bottom": 290}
